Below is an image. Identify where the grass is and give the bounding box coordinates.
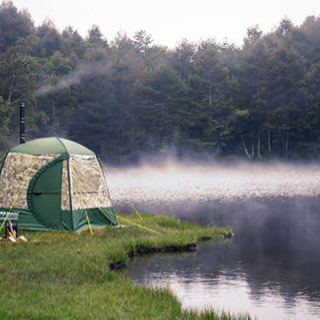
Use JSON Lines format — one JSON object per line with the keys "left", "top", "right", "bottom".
{"left": 0, "top": 212, "right": 250, "bottom": 319}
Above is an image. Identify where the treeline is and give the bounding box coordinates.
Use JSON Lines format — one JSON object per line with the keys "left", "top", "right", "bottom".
{"left": 1, "top": 1, "right": 320, "bottom": 162}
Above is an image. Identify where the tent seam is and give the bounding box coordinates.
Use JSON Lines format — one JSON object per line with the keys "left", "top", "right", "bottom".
{"left": 0, "top": 152, "right": 8, "bottom": 177}
{"left": 56, "top": 137, "right": 69, "bottom": 155}
{"left": 67, "top": 158, "right": 74, "bottom": 230}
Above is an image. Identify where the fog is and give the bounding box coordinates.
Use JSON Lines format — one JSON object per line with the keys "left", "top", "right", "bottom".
{"left": 106, "top": 161, "right": 320, "bottom": 212}
{"left": 106, "top": 161, "right": 320, "bottom": 251}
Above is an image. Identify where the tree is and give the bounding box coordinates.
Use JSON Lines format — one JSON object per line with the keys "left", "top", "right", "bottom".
{"left": 135, "top": 67, "right": 189, "bottom": 156}
{"left": 87, "top": 25, "right": 107, "bottom": 49}
{"left": 62, "top": 26, "right": 86, "bottom": 58}
{"left": 37, "top": 19, "right": 63, "bottom": 58}
{"left": 0, "top": 48, "right": 39, "bottom": 102}
{"left": 133, "top": 30, "right": 152, "bottom": 53}
{"left": 0, "top": 1, "right": 34, "bottom": 53}
{"left": 0, "top": 96, "right": 14, "bottom": 151}
{"left": 238, "top": 28, "right": 270, "bottom": 158}
{"left": 172, "top": 39, "right": 196, "bottom": 80}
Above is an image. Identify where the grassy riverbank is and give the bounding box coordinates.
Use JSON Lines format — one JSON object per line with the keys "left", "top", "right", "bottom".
{"left": 0, "top": 213, "right": 249, "bottom": 319}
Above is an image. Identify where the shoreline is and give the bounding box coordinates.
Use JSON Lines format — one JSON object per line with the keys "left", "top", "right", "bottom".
{"left": 0, "top": 212, "right": 249, "bottom": 320}
{"left": 108, "top": 234, "right": 232, "bottom": 270}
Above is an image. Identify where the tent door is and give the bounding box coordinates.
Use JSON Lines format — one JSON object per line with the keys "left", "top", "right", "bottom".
{"left": 30, "top": 161, "right": 63, "bottom": 228}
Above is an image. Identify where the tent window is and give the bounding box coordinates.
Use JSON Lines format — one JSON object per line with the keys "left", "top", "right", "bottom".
{"left": 0, "top": 153, "right": 56, "bottom": 209}
{"left": 69, "top": 156, "right": 112, "bottom": 210}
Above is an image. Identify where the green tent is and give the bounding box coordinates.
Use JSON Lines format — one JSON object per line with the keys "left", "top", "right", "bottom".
{"left": 0, "top": 137, "right": 117, "bottom": 231}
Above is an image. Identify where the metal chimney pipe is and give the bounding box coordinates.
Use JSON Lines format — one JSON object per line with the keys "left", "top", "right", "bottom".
{"left": 19, "top": 101, "right": 25, "bottom": 144}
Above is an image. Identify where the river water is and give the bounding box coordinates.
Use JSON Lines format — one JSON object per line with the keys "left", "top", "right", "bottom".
{"left": 107, "top": 162, "right": 320, "bottom": 319}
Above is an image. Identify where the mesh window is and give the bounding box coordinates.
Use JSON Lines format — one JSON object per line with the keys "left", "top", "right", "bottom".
{"left": 69, "top": 155, "right": 112, "bottom": 210}
{"left": 0, "top": 153, "right": 57, "bottom": 209}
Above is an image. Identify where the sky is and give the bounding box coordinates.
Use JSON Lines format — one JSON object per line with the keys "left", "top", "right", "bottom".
{"left": 10, "top": 0, "right": 320, "bottom": 47}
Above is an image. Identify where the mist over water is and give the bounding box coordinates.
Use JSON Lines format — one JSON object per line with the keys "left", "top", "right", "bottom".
{"left": 107, "top": 161, "right": 320, "bottom": 211}
{"left": 105, "top": 162, "right": 320, "bottom": 320}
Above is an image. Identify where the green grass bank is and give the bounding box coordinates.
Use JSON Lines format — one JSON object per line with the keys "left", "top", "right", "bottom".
{"left": 0, "top": 213, "right": 249, "bottom": 319}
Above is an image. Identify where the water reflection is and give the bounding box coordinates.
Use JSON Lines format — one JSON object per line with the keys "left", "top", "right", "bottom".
{"left": 127, "top": 210, "right": 320, "bottom": 320}
{"left": 108, "top": 163, "right": 320, "bottom": 319}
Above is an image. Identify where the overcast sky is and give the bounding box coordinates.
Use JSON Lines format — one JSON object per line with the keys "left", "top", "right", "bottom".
{"left": 11, "top": 0, "right": 320, "bottom": 47}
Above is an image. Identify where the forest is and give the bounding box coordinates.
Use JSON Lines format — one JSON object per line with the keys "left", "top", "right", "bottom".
{"left": 1, "top": 1, "right": 320, "bottom": 163}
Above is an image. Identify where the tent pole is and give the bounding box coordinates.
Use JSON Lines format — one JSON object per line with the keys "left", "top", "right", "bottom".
{"left": 19, "top": 102, "right": 26, "bottom": 144}
{"left": 0, "top": 152, "right": 7, "bottom": 177}
{"left": 67, "top": 157, "right": 74, "bottom": 230}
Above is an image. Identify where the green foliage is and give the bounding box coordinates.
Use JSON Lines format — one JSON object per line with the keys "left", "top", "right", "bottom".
{"left": 0, "top": 96, "right": 14, "bottom": 152}
{"left": 0, "top": 1, "right": 34, "bottom": 53}
{"left": 0, "top": 3, "right": 320, "bottom": 160}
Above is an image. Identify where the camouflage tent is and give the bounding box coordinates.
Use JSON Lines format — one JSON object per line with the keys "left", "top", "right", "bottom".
{"left": 0, "top": 137, "right": 116, "bottom": 231}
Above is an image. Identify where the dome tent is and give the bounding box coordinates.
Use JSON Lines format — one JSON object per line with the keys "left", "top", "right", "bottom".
{"left": 0, "top": 137, "right": 117, "bottom": 231}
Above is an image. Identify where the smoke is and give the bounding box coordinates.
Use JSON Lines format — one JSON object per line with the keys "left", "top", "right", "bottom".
{"left": 32, "top": 61, "right": 112, "bottom": 98}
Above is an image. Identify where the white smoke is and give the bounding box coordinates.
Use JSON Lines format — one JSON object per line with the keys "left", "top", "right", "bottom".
{"left": 32, "top": 61, "right": 112, "bottom": 98}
